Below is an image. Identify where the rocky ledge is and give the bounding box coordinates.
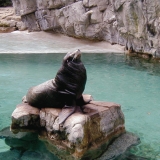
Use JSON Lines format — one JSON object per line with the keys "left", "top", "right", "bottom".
{"left": 11, "top": 95, "right": 125, "bottom": 160}
{"left": 11, "top": 0, "right": 160, "bottom": 58}
{"left": 0, "top": 7, "right": 26, "bottom": 33}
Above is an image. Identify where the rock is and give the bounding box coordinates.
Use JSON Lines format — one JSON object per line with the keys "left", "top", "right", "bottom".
{"left": 21, "top": 13, "right": 40, "bottom": 32}
{"left": 97, "top": 0, "right": 109, "bottom": 12}
{"left": 85, "top": 24, "right": 103, "bottom": 40}
{"left": 48, "top": 0, "right": 75, "bottom": 9}
{"left": 16, "top": 21, "right": 27, "bottom": 30}
{"left": 36, "top": 0, "right": 49, "bottom": 10}
{"left": 10, "top": 0, "right": 160, "bottom": 58}
{"left": 12, "top": 0, "right": 37, "bottom": 16}
{"left": 41, "top": 103, "right": 124, "bottom": 159}
{"left": 0, "top": 26, "right": 15, "bottom": 33}
{"left": 57, "top": 1, "right": 87, "bottom": 36}
{"left": 11, "top": 95, "right": 125, "bottom": 160}
{"left": 35, "top": 9, "right": 55, "bottom": 31}
{"left": 0, "top": 7, "right": 26, "bottom": 32}
{"left": 90, "top": 7, "right": 103, "bottom": 24}
{"left": 11, "top": 103, "right": 40, "bottom": 133}
{"left": 96, "top": 132, "right": 140, "bottom": 160}
{"left": 88, "top": 0, "right": 98, "bottom": 8}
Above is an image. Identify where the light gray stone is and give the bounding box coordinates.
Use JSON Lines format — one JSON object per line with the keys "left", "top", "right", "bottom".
{"left": 12, "top": 0, "right": 37, "bottom": 16}
{"left": 48, "top": 0, "right": 64, "bottom": 9}
{"left": 97, "top": 0, "right": 109, "bottom": 12}
{"left": 11, "top": 103, "right": 40, "bottom": 133}
{"left": 85, "top": 24, "right": 103, "bottom": 40}
{"left": 90, "top": 7, "right": 103, "bottom": 24}
{"left": 12, "top": 0, "right": 21, "bottom": 16}
{"left": 35, "top": 9, "right": 55, "bottom": 30}
{"left": 36, "top": 0, "right": 48, "bottom": 10}
{"left": 82, "top": 0, "right": 89, "bottom": 7}
{"left": 96, "top": 132, "right": 140, "bottom": 160}
{"left": 88, "top": 0, "right": 98, "bottom": 7}
{"left": 16, "top": 21, "right": 27, "bottom": 30}
{"left": 56, "top": 1, "right": 86, "bottom": 36}
{"left": 22, "top": 13, "right": 40, "bottom": 31}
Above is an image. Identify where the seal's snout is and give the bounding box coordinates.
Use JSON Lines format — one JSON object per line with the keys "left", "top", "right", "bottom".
{"left": 64, "top": 49, "right": 81, "bottom": 63}
{"left": 72, "top": 49, "right": 81, "bottom": 61}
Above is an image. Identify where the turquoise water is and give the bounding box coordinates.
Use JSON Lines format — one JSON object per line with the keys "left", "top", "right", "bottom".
{"left": 0, "top": 53, "right": 160, "bottom": 159}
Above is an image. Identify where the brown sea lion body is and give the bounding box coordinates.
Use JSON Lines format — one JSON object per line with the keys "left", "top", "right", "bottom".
{"left": 24, "top": 49, "right": 87, "bottom": 124}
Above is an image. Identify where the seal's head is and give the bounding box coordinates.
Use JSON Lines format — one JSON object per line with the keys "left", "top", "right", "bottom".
{"left": 63, "top": 49, "right": 81, "bottom": 64}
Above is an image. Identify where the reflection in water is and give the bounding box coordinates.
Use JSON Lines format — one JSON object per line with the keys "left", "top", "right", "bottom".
{"left": 125, "top": 55, "right": 160, "bottom": 76}
{"left": 0, "top": 53, "right": 160, "bottom": 160}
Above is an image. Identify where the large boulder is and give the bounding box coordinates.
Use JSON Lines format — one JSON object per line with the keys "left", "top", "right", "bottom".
{"left": 12, "top": 0, "right": 37, "bottom": 16}
{"left": 11, "top": 95, "right": 125, "bottom": 160}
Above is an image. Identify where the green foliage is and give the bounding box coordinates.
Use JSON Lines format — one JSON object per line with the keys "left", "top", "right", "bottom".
{"left": 0, "top": 0, "right": 12, "bottom": 7}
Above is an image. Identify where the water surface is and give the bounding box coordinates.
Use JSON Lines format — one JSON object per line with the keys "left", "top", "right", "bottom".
{"left": 0, "top": 53, "right": 160, "bottom": 159}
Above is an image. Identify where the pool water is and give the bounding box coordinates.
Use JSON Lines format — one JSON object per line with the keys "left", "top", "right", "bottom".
{"left": 0, "top": 53, "right": 160, "bottom": 159}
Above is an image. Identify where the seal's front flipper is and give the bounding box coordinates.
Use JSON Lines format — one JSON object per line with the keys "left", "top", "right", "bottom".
{"left": 58, "top": 105, "right": 83, "bottom": 124}
{"left": 22, "top": 96, "right": 27, "bottom": 103}
{"left": 58, "top": 105, "right": 76, "bottom": 124}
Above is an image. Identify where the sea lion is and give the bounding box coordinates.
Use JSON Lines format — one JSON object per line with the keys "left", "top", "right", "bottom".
{"left": 23, "top": 49, "right": 88, "bottom": 124}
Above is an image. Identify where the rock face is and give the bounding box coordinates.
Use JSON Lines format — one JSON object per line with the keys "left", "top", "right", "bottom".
{"left": 11, "top": 0, "right": 160, "bottom": 57}
{"left": 11, "top": 96, "right": 125, "bottom": 160}
{"left": 0, "top": 7, "right": 26, "bottom": 33}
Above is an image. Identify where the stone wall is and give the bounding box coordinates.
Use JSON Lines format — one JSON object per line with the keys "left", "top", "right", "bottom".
{"left": 12, "top": 0, "right": 160, "bottom": 57}
{"left": 0, "top": 7, "right": 26, "bottom": 33}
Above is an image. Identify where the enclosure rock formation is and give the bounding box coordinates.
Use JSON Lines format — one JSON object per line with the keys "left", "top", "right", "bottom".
{"left": 0, "top": 7, "right": 26, "bottom": 33}
{"left": 11, "top": 0, "right": 160, "bottom": 58}
{"left": 11, "top": 95, "right": 125, "bottom": 160}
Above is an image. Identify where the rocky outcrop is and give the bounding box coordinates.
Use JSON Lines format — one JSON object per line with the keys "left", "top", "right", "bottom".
{"left": 0, "top": 7, "right": 26, "bottom": 33}
{"left": 11, "top": 95, "right": 126, "bottom": 160}
{"left": 11, "top": 0, "right": 160, "bottom": 58}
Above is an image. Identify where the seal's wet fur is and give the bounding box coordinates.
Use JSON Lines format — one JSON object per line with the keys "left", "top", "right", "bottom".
{"left": 24, "top": 50, "right": 87, "bottom": 124}
{"left": 55, "top": 49, "right": 86, "bottom": 101}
